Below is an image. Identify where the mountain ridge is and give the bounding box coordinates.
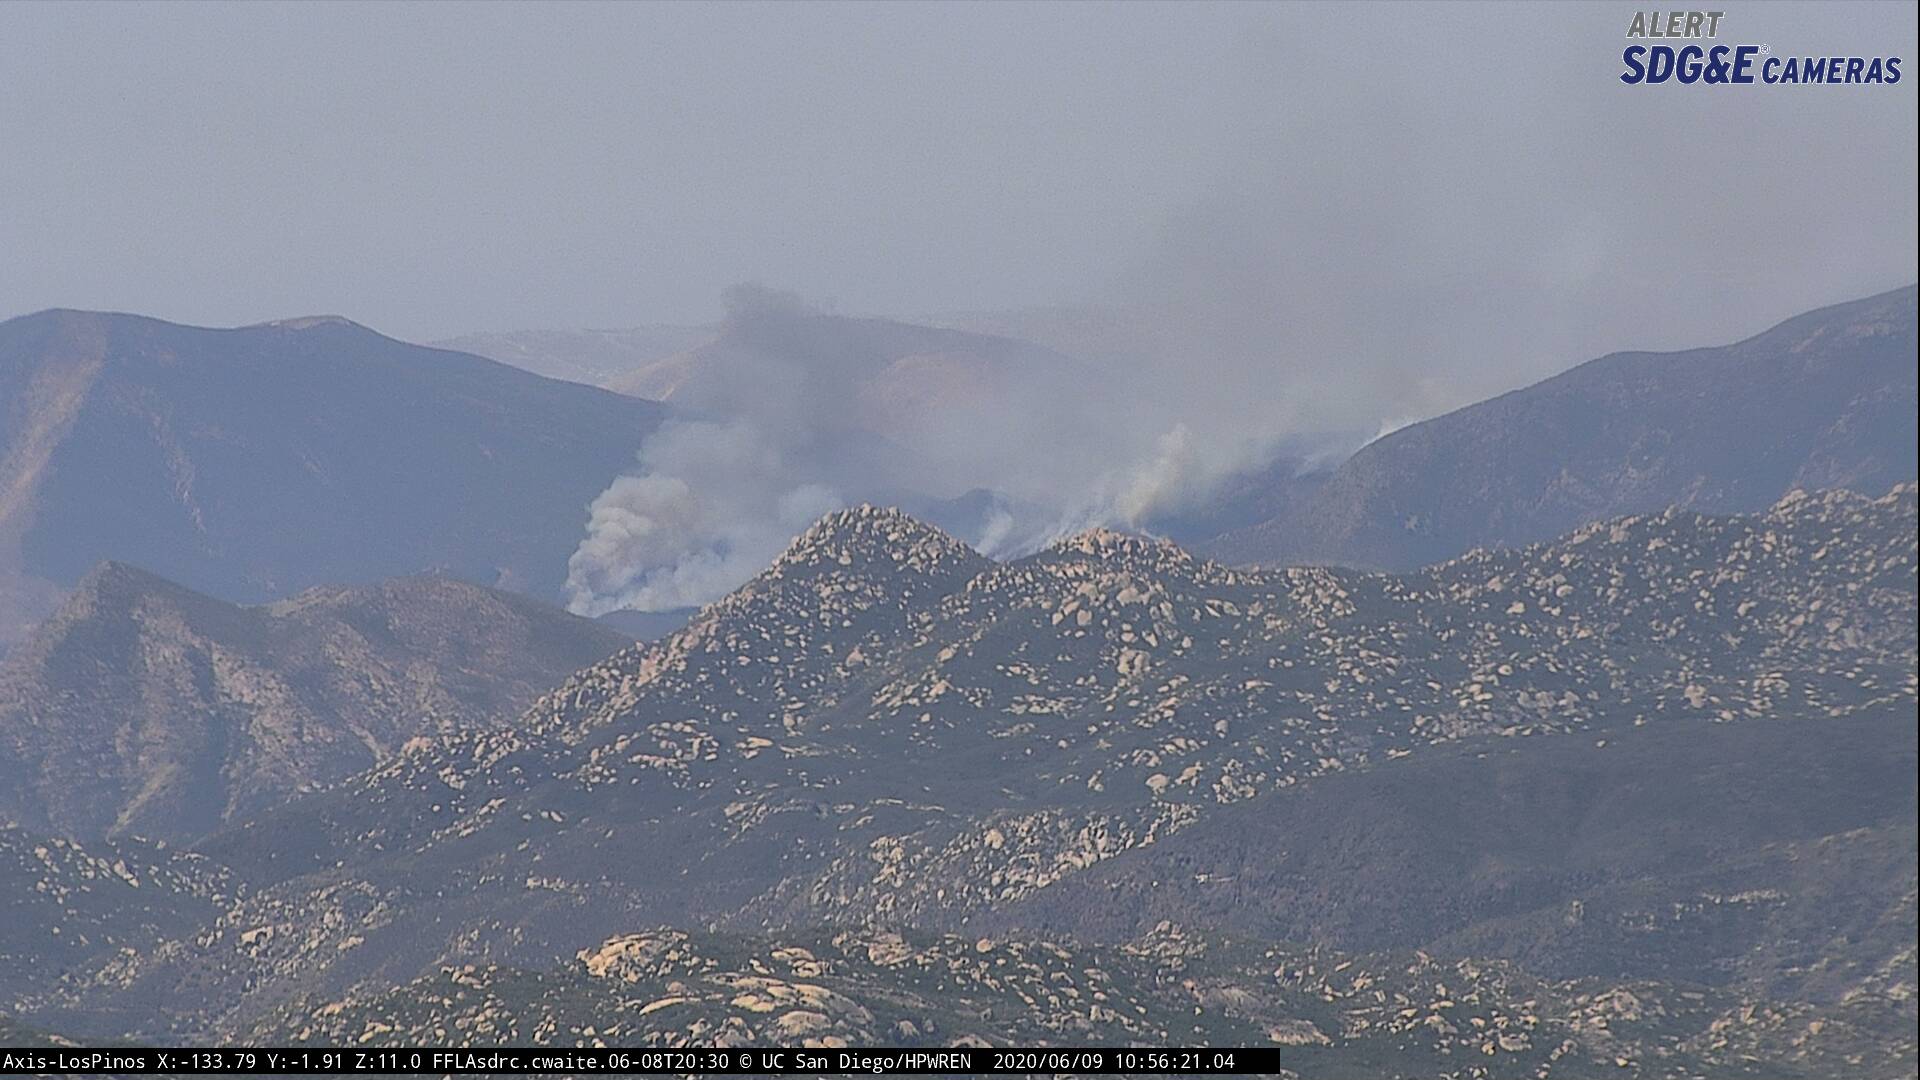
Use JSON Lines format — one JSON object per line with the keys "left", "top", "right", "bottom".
{"left": 1204, "top": 285, "right": 1918, "bottom": 570}
{"left": 50, "top": 485, "right": 1907, "bottom": 1043}
{"left": 0, "top": 308, "right": 671, "bottom": 638}
{"left": 0, "top": 561, "right": 634, "bottom": 844}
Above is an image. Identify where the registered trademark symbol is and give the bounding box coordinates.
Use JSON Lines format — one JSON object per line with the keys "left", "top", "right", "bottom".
{"left": 1758, "top": 43, "right": 1771, "bottom": 55}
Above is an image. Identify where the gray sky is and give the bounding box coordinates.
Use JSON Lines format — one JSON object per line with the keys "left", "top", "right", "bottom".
{"left": 2, "top": 0, "right": 1915, "bottom": 368}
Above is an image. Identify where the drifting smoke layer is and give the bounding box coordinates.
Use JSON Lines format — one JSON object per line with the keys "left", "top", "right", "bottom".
{"left": 564, "top": 286, "right": 1287, "bottom": 615}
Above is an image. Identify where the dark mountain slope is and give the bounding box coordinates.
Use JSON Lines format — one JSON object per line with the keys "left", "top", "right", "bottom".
{"left": 0, "top": 1014, "right": 77, "bottom": 1047}
{"left": 1206, "top": 285, "right": 1917, "bottom": 569}
{"left": 0, "top": 562, "right": 632, "bottom": 844}
{"left": 1, "top": 824, "right": 238, "bottom": 1019}
{"left": 979, "top": 708, "right": 1917, "bottom": 1004}
{"left": 0, "top": 310, "right": 668, "bottom": 626}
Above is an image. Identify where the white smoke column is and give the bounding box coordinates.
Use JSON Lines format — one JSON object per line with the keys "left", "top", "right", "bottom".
{"left": 565, "top": 417, "right": 841, "bottom": 615}
{"left": 971, "top": 505, "right": 1018, "bottom": 557}
{"left": 1023, "top": 422, "right": 1302, "bottom": 545}
{"left": 1113, "top": 425, "right": 1202, "bottom": 524}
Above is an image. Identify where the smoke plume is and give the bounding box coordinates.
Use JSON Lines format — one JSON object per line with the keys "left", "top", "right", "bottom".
{"left": 563, "top": 285, "right": 1281, "bottom": 615}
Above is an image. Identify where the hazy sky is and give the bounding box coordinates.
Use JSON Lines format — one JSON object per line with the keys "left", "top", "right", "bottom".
{"left": 2, "top": 0, "right": 1915, "bottom": 366}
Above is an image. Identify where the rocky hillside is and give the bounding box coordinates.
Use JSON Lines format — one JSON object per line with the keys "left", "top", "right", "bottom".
{"left": 977, "top": 709, "right": 1916, "bottom": 1006}
{"left": 38, "top": 488, "right": 1910, "bottom": 1055}
{"left": 0, "top": 824, "right": 238, "bottom": 1018}
{"left": 0, "top": 309, "right": 668, "bottom": 641}
{"left": 0, "top": 563, "right": 633, "bottom": 844}
{"left": 0, "top": 1013, "right": 79, "bottom": 1047}
{"left": 1205, "top": 285, "right": 1918, "bottom": 569}
{"left": 241, "top": 925, "right": 1917, "bottom": 1079}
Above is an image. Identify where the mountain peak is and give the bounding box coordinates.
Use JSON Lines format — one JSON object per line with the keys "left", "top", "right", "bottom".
{"left": 1045, "top": 526, "right": 1201, "bottom": 573}
{"left": 13, "top": 562, "right": 257, "bottom": 676}
{"left": 251, "top": 314, "right": 372, "bottom": 333}
{"left": 66, "top": 560, "right": 223, "bottom": 614}
{"left": 771, "top": 505, "right": 985, "bottom": 580}
{"left": 76, "top": 559, "right": 173, "bottom": 590}
{"left": 6, "top": 309, "right": 378, "bottom": 338}
{"left": 1769, "top": 480, "right": 1916, "bottom": 514}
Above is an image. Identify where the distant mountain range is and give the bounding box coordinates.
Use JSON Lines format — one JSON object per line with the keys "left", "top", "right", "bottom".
{"left": 0, "top": 562, "right": 632, "bottom": 844}
{"left": 0, "top": 310, "right": 668, "bottom": 640}
{"left": 21, "top": 487, "right": 1904, "bottom": 1058}
{"left": 1205, "top": 285, "right": 1918, "bottom": 569}
{"left": 605, "top": 298, "right": 1093, "bottom": 454}
{"left": 11, "top": 283, "right": 1887, "bottom": 644}
{"left": 440, "top": 286, "right": 1918, "bottom": 578}
{"left": 433, "top": 326, "right": 713, "bottom": 389}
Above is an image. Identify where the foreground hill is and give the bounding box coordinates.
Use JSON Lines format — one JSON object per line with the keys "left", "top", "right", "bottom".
{"left": 0, "top": 563, "right": 632, "bottom": 844}
{"left": 0, "top": 309, "right": 669, "bottom": 636}
{"left": 39, "top": 487, "right": 1910, "bottom": 1051}
{"left": 243, "top": 925, "right": 1916, "bottom": 1079}
{"left": 0, "top": 1014, "right": 76, "bottom": 1047}
{"left": 1206, "top": 285, "right": 1918, "bottom": 569}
